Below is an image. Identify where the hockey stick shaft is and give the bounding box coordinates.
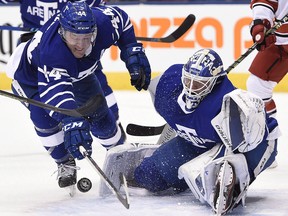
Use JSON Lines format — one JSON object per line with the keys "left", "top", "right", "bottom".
{"left": 226, "top": 14, "right": 288, "bottom": 73}
{"left": 0, "top": 25, "right": 37, "bottom": 32}
{"left": 80, "top": 147, "right": 130, "bottom": 209}
{"left": 0, "top": 89, "right": 103, "bottom": 117}
{"left": 0, "top": 14, "right": 195, "bottom": 43}
{"left": 156, "top": 124, "right": 176, "bottom": 145}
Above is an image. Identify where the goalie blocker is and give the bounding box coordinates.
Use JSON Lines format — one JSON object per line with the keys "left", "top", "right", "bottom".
{"left": 178, "top": 89, "right": 280, "bottom": 215}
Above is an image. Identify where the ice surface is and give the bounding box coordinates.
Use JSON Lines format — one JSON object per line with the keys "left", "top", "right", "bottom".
{"left": 1, "top": 91, "right": 288, "bottom": 216}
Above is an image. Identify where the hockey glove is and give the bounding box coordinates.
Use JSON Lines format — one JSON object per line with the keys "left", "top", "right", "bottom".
{"left": 250, "top": 19, "right": 276, "bottom": 51}
{"left": 62, "top": 117, "right": 93, "bottom": 160}
{"left": 121, "top": 42, "right": 151, "bottom": 91}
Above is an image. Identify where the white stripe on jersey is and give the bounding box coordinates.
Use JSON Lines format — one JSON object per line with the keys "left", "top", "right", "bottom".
{"left": 45, "top": 91, "right": 75, "bottom": 104}
{"left": 39, "top": 81, "right": 72, "bottom": 98}
{"left": 48, "top": 97, "right": 75, "bottom": 117}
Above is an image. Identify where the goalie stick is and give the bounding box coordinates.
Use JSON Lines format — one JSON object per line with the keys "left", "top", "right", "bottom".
{"left": 80, "top": 147, "right": 130, "bottom": 209}
{"left": 126, "top": 123, "right": 165, "bottom": 136}
{"left": 0, "top": 14, "right": 195, "bottom": 43}
{"left": 0, "top": 89, "right": 104, "bottom": 117}
{"left": 126, "top": 123, "right": 176, "bottom": 145}
{"left": 156, "top": 123, "right": 176, "bottom": 145}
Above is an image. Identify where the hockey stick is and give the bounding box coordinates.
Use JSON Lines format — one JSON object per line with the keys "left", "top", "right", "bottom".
{"left": 0, "top": 89, "right": 104, "bottom": 117}
{"left": 126, "top": 123, "right": 165, "bottom": 136}
{"left": 136, "top": 14, "right": 195, "bottom": 43}
{"left": 126, "top": 123, "right": 176, "bottom": 144}
{"left": 80, "top": 147, "right": 130, "bottom": 209}
{"left": 0, "top": 14, "right": 195, "bottom": 43}
{"left": 156, "top": 123, "right": 176, "bottom": 145}
{"left": 226, "top": 14, "right": 288, "bottom": 73}
{"left": 0, "top": 25, "right": 37, "bottom": 32}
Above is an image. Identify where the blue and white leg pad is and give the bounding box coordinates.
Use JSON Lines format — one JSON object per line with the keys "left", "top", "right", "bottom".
{"left": 99, "top": 143, "right": 158, "bottom": 196}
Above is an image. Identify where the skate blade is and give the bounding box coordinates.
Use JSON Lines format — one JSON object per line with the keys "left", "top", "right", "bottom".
{"left": 66, "top": 185, "right": 76, "bottom": 197}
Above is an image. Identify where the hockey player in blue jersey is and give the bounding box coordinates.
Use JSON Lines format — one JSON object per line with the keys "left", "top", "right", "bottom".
{"left": 102, "top": 49, "right": 280, "bottom": 215}
{"left": 8, "top": 0, "right": 127, "bottom": 143}
{"left": 5, "top": 1, "right": 151, "bottom": 193}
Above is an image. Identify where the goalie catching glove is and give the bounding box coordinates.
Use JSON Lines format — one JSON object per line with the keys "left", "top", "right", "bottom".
{"left": 121, "top": 42, "right": 151, "bottom": 91}
{"left": 250, "top": 19, "right": 276, "bottom": 51}
{"left": 62, "top": 117, "right": 93, "bottom": 160}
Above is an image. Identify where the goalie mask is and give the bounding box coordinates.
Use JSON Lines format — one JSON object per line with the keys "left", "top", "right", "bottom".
{"left": 59, "top": 1, "right": 97, "bottom": 45}
{"left": 182, "top": 49, "right": 226, "bottom": 111}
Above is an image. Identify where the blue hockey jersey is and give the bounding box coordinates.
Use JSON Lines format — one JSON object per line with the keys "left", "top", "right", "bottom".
{"left": 154, "top": 64, "right": 236, "bottom": 149}
{"left": 7, "top": 5, "right": 136, "bottom": 121}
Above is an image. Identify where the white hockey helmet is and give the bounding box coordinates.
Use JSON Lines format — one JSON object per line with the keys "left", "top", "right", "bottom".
{"left": 182, "top": 49, "right": 226, "bottom": 111}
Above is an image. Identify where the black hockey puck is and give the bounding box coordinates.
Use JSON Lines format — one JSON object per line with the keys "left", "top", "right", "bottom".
{"left": 77, "top": 177, "right": 92, "bottom": 193}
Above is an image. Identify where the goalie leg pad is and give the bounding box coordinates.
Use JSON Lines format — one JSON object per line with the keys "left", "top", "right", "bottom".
{"left": 179, "top": 148, "right": 250, "bottom": 214}
{"left": 212, "top": 154, "right": 250, "bottom": 214}
{"left": 178, "top": 144, "right": 224, "bottom": 203}
{"left": 204, "top": 154, "right": 250, "bottom": 213}
{"left": 213, "top": 160, "right": 236, "bottom": 215}
{"left": 99, "top": 143, "right": 158, "bottom": 196}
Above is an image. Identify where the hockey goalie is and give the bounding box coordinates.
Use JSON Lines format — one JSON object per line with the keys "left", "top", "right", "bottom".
{"left": 100, "top": 49, "right": 281, "bottom": 215}
{"left": 178, "top": 88, "right": 280, "bottom": 214}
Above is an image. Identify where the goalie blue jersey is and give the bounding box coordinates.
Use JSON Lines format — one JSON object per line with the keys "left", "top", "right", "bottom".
{"left": 154, "top": 64, "right": 236, "bottom": 149}
{"left": 18, "top": 0, "right": 104, "bottom": 28}
{"left": 7, "top": 5, "right": 136, "bottom": 121}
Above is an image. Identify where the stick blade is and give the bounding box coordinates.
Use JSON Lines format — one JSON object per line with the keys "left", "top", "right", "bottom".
{"left": 126, "top": 123, "right": 165, "bottom": 136}
{"left": 136, "top": 14, "right": 196, "bottom": 43}
{"left": 119, "top": 173, "right": 130, "bottom": 209}
{"left": 162, "top": 14, "right": 196, "bottom": 42}
{"left": 75, "top": 94, "right": 105, "bottom": 117}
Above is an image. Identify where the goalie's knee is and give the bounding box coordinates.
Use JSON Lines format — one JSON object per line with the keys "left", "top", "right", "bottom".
{"left": 134, "top": 158, "right": 170, "bottom": 192}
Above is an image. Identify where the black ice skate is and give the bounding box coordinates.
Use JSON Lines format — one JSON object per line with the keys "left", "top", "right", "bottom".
{"left": 57, "top": 157, "right": 79, "bottom": 196}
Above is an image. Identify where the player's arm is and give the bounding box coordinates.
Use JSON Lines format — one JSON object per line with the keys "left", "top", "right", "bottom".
{"left": 37, "top": 56, "right": 96, "bottom": 161}
{"left": 250, "top": 0, "right": 277, "bottom": 50}
{"left": 104, "top": 6, "right": 151, "bottom": 91}
{"left": 37, "top": 64, "right": 77, "bottom": 119}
